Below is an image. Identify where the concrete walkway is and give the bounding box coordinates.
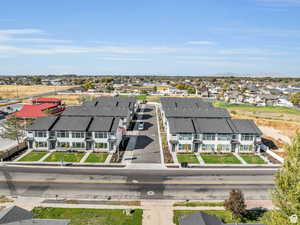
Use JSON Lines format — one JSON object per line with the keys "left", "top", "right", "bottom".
{"left": 195, "top": 153, "right": 205, "bottom": 164}
{"left": 79, "top": 150, "right": 92, "bottom": 163}
{"left": 142, "top": 200, "right": 175, "bottom": 225}
{"left": 39, "top": 151, "right": 53, "bottom": 162}
{"left": 234, "top": 153, "right": 247, "bottom": 164}
{"left": 13, "top": 149, "right": 33, "bottom": 162}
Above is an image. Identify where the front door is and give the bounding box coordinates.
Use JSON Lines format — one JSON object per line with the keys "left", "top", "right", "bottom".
{"left": 194, "top": 143, "right": 199, "bottom": 152}
{"left": 49, "top": 141, "right": 56, "bottom": 150}
{"left": 86, "top": 141, "right": 92, "bottom": 150}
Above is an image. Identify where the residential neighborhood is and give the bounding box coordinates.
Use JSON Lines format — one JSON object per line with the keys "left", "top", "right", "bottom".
{"left": 0, "top": 0, "right": 300, "bottom": 224}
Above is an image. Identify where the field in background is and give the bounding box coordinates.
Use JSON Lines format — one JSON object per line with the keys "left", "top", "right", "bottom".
{"left": 0, "top": 85, "right": 74, "bottom": 99}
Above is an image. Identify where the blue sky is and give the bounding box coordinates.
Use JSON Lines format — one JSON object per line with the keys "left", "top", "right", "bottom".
{"left": 0, "top": 0, "right": 300, "bottom": 76}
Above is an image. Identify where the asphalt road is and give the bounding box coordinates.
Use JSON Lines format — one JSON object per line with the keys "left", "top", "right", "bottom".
{"left": 131, "top": 105, "right": 161, "bottom": 164}
{"left": 0, "top": 165, "right": 276, "bottom": 200}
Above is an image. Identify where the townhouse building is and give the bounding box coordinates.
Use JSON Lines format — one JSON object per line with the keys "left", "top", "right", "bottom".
{"left": 26, "top": 97, "right": 137, "bottom": 152}
{"left": 160, "top": 97, "right": 262, "bottom": 153}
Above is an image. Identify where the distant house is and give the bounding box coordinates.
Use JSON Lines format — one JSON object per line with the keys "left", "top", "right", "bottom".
{"left": 0, "top": 206, "right": 70, "bottom": 225}
{"left": 179, "top": 211, "right": 265, "bottom": 225}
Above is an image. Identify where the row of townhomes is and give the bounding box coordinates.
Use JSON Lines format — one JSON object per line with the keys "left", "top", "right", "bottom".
{"left": 26, "top": 97, "right": 137, "bottom": 152}
{"left": 160, "top": 98, "right": 262, "bottom": 153}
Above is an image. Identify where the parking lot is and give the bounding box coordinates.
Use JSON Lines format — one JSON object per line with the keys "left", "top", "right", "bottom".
{"left": 129, "top": 105, "right": 162, "bottom": 164}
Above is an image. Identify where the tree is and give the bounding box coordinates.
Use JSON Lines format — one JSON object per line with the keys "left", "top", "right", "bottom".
{"left": 187, "top": 87, "right": 196, "bottom": 94}
{"left": 262, "top": 133, "right": 300, "bottom": 225}
{"left": 153, "top": 86, "right": 157, "bottom": 93}
{"left": 289, "top": 92, "right": 300, "bottom": 105}
{"left": 140, "top": 89, "right": 148, "bottom": 95}
{"left": 224, "top": 189, "right": 246, "bottom": 220}
{"left": 82, "top": 82, "right": 94, "bottom": 89}
{"left": 1, "top": 115, "right": 25, "bottom": 149}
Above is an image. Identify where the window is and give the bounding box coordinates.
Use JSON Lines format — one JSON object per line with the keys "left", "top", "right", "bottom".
{"left": 35, "top": 141, "right": 47, "bottom": 148}
{"left": 217, "top": 144, "right": 231, "bottom": 151}
{"left": 202, "top": 144, "right": 215, "bottom": 151}
{"left": 72, "top": 132, "right": 85, "bottom": 138}
{"left": 34, "top": 131, "right": 47, "bottom": 138}
{"left": 217, "top": 134, "right": 231, "bottom": 141}
{"left": 94, "top": 132, "right": 108, "bottom": 139}
{"left": 241, "top": 134, "right": 254, "bottom": 141}
{"left": 178, "top": 144, "right": 192, "bottom": 151}
{"left": 57, "top": 142, "right": 70, "bottom": 148}
{"left": 240, "top": 145, "right": 254, "bottom": 151}
{"left": 95, "top": 142, "right": 108, "bottom": 149}
{"left": 72, "top": 142, "right": 85, "bottom": 148}
{"left": 179, "top": 134, "right": 192, "bottom": 140}
{"left": 194, "top": 134, "right": 201, "bottom": 139}
{"left": 57, "top": 131, "right": 69, "bottom": 138}
{"left": 203, "top": 134, "right": 215, "bottom": 141}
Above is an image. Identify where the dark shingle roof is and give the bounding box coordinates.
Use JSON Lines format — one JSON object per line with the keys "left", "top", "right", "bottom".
{"left": 0, "top": 206, "right": 33, "bottom": 224}
{"left": 230, "top": 119, "right": 262, "bottom": 135}
{"left": 88, "top": 117, "right": 120, "bottom": 132}
{"left": 161, "top": 97, "right": 230, "bottom": 118}
{"left": 193, "top": 118, "right": 233, "bottom": 134}
{"left": 169, "top": 118, "right": 195, "bottom": 133}
{"left": 168, "top": 118, "right": 261, "bottom": 134}
{"left": 27, "top": 116, "right": 57, "bottom": 131}
{"left": 51, "top": 116, "right": 92, "bottom": 131}
{"left": 179, "top": 211, "right": 222, "bottom": 225}
{"left": 62, "top": 106, "right": 129, "bottom": 117}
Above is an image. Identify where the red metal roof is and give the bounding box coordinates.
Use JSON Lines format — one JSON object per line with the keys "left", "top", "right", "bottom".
{"left": 14, "top": 103, "right": 59, "bottom": 118}
{"left": 32, "top": 97, "right": 61, "bottom": 103}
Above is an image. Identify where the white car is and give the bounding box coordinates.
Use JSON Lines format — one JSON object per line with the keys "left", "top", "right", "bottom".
{"left": 138, "top": 122, "right": 144, "bottom": 130}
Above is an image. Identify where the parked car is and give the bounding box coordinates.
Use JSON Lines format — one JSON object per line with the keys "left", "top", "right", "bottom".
{"left": 138, "top": 122, "right": 144, "bottom": 130}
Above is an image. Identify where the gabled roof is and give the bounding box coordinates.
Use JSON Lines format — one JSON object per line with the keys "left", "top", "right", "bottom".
{"left": 0, "top": 206, "right": 33, "bottom": 224}
{"left": 230, "top": 119, "right": 262, "bottom": 135}
{"left": 88, "top": 117, "right": 120, "bottom": 132}
{"left": 14, "top": 103, "right": 58, "bottom": 118}
{"left": 27, "top": 116, "right": 58, "bottom": 131}
{"left": 168, "top": 118, "right": 261, "bottom": 134}
{"left": 32, "top": 97, "right": 61, "bottom": 103}
{"left": 51, "top": 116, "right": 92, "bottom": 131}
{"left": 161, "top": 97, "right": 230, "bottom": 118}
{"left": 179, "top": 211, "right": 222, "bottom": 225}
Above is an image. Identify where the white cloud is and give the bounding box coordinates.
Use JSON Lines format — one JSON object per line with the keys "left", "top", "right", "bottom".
{"left": 0, "top": 29, "right": 43, "bottom": 35}
{"left": 186, "top": 41, "right": 216, "bottom": 45}
{"left": 100, "top": 57, "right": 150, "bottom": 62}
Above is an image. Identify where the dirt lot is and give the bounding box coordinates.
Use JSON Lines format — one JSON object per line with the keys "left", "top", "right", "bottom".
{"left": 0, "top": 85, "right": 74, "bottom": 99}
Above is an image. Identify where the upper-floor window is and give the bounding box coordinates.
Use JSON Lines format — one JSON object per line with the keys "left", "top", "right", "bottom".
{"left": 34, "top": 131, "right": 47, "bottom": 138}
{"left": 217, "top": 134, "right": 232, "bottom": 141}
{"left": 56, "top": 131, "right": 69, "bottom": 138}
{"left": 94, "top": 132, "right": 108, "bottom": 139}
{"left": 194, "top": 134, "right": 201, "bottom": 139}
{"left": 72, "top": 132, "right": 85, "bottom": 138}
{"left": 203, "top": 134, "right": 215, "bottom": 141}
{"left": 241, "top": 134, "right": 254, "bottom": 141}
{"left": 179, "top": 134, "right": 192, "bottom": 140}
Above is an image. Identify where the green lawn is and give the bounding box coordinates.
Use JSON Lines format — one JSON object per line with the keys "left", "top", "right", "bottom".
{"left": 201, "top": 154, "right": 241, "bottom": 164}
{"left": 174, "top": 201, "right": 224, "bottom": 207}
{"left": 44, "top": 152, "right": 85, "bottom": 162}
{"left": 240, "top": 154, "right": 267, "bottom": 164}
{"left": 85, "top": 153, "right": 108, "bottom": 163}
{"left": 18, "top": 151, "right": 48, "bottom": 161}
{"left": 173, "top": 210, "right": 266, "bottom": 225}
{"left": 177, "top": 154, "right": 199, "bottom": 164}
{"left": 32, "top": 207, "right": 143, "bottom": 225}
{"left": 119, "top": 94, "right": 147, "bottom": 101}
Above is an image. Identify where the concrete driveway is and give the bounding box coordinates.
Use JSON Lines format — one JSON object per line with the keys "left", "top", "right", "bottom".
{"left": 129, "top": 105, "right": 162, "bottom": 164}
